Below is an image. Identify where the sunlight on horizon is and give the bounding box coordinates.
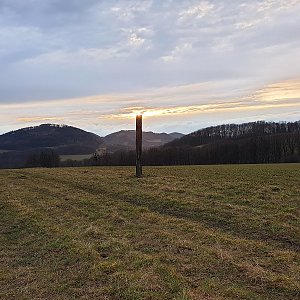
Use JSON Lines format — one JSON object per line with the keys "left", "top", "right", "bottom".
{"left": 1, "top": 78, "right": 299, "bottom": 135}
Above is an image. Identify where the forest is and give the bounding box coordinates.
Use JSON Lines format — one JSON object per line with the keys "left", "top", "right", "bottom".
{"left": 86, "top": 121, "right": 300, "bottom": 167}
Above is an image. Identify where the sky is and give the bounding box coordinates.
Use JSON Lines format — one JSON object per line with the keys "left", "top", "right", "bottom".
{"left": 0, "top": 0, "right": 300, "bottom": 136}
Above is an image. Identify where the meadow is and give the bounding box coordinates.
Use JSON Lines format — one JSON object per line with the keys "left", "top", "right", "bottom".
{"left": 60, "top": 154, "right": 93, "bottom": 162}
{"left": 0, "top": 164, "right": 299, "bottom": 299}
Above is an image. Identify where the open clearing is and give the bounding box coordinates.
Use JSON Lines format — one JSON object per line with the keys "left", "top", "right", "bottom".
{"left": 60, "top": 154, "right": 93, "bottom": 162}
{"left": 0, "top": 164, "right": 299, "bottom": 300}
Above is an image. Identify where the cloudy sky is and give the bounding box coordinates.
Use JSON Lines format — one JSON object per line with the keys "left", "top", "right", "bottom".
{"left": 0, "top": 0, "right": 300, "bottom": 135}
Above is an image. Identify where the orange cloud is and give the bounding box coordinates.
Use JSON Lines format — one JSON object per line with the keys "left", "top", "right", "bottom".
{"left": 1, "top": 78, "right": 299, "bottom": 131}
{"left": 17, "top": 117, "right": 64, "bottom": 123}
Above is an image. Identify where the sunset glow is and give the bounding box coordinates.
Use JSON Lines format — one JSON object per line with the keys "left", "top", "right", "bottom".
{"left": 0, "top": 77, "right": 299, "bottom": 135}
{"left": 0, "top": 1, "right": 299, "bottom": 135}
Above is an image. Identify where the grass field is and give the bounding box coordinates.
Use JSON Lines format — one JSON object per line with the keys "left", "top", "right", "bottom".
{"left": 60, "top": 154, "right": 93, "bottom": 162}
{"left": 0, "top": 164, "right": 299, "bottom": 300}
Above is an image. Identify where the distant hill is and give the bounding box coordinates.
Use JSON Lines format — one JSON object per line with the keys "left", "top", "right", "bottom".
{"left": 0, "top": 124, "right": 104, "bottom": 154}
{"left": 92, "top": 121, "right": 300, "bottom": 166}
{"left": 0, "top": 124, "right": 105, "bottom": 168}
{"left": 103, "top": 130, "right": 184, "bottom": 151}
{"left": 3, "top": 121, "right": 299, "bottom": 168}
{"left": 169, "top": 132, "right": 185, "bottom": 140}
{"left": 0, "top": 124, "right": 184, "bottom": 168}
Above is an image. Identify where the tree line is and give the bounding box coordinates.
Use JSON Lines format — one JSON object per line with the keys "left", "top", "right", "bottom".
{"left": 85, "top": 132, "right": 299, "bottom": 166}
{"left": 26, "top": 150, "right": 60, "bottom": 168}
{"left": 26, "top": 121, "right": 300, "bottom": 168}
{"left": 87, "top": 121, "right": 300, "bottom": 166}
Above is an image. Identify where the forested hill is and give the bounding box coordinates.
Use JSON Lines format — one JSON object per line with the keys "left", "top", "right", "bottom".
{"left": 165, "top": 121, "right": 300, "bottom": 148}
{"left": 104, "top": 130, "right": 184, "bottom": 150}
{"left": 91, "top": 121, "right": 300, "bottom": 166}
{"left": 0, "top": 124, "right": 184, "bottom": 168}
{"left": 0, "top": 124, "right": 104, "bottom": 153}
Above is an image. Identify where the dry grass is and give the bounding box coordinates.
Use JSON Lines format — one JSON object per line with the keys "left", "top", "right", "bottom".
{"left": 60, "top": 154, "right": 93, "bottom": 162}
{"left": 0, "top": 164, "right": 299, "bottom": 299}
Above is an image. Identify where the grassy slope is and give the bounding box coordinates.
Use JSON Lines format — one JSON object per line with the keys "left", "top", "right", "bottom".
{"left": 0, "top": 164, "right": 299, "bottom": 300}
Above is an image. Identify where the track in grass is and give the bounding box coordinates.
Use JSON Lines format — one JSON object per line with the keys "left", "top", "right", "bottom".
{"left": 0, "top": 164, "right": 299, "bottom": 299}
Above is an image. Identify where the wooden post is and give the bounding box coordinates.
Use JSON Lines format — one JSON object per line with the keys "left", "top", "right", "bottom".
{"left": 136, "top": 114, "right": 142, "bottom": 177}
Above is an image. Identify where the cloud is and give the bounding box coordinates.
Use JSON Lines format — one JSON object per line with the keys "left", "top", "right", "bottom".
{"left": 179, "top": 1, "right": 215, "bottom": 21}
{"left": 128, "top": 33, "right": 145, "bottom": 47}
{"left": 0, "top": 0, "right": 300, "bottom": 133}
{"left": 161, "top": 43, "right": 193, "bottom": 62}
{"left": 1, "top": 78, "right": 299, "bottom": 135}
{"left": 17, "top": 117, "right": 64, "bottom": 123}
{"left": 253, "top": 79, "right": 300, "bottom": 102}
{"left": 102, "top": 79, "right": 300, "bottom": 119}
{"left": 110, "top": 0, "right": 153, "bottom": 20}
{"left": 21, "top": 47, "right": 125, "bottom": 66}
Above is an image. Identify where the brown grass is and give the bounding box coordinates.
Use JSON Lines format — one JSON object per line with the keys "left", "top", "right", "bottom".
{"left": 0, "top": 164, "right": 299, "bottom": 299}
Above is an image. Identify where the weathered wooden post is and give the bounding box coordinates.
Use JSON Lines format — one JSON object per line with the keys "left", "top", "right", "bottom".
{"left": 136, "top": 114, "right": 142, "bottom": 177}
